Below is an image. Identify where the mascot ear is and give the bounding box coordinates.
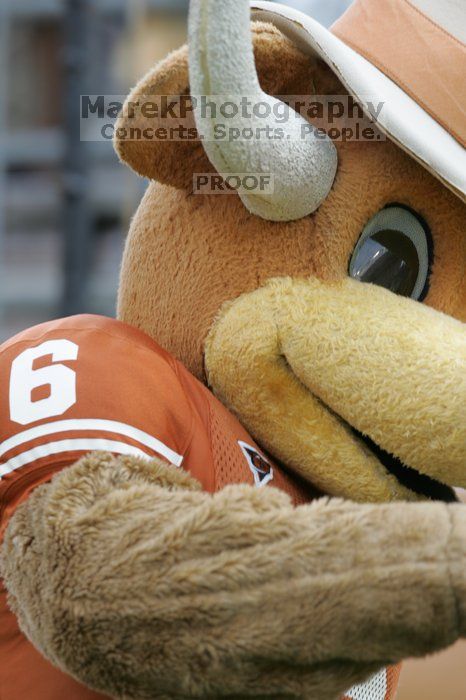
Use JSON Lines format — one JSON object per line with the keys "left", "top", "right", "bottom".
{"left": 114, "top": 22, "right": 329, "bottom": 190}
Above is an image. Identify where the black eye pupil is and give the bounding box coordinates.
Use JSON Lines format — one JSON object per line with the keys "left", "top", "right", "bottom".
{"left": 350, "top": 229, "right": 419, "bottom": 297}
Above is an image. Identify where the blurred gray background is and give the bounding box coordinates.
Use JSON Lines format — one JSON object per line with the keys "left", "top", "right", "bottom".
{"left": 0, "top": 0, "right": 352, "bottom": 342}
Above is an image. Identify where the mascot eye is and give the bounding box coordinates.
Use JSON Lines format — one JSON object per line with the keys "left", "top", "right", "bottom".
{"left": 349, "top": 205, "right": 432, "bottom": 300}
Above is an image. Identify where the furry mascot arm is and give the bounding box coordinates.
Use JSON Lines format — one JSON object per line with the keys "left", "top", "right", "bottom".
{"left": 2, "top": 452, "right": 465, "bottom": 700}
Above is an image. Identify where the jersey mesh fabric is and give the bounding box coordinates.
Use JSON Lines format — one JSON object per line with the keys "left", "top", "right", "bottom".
{"left": 209, "top": 402, "right": 241, "bottom": 489}
{"left": 207, "top": 397, "right": 312, "bottom": 505}
{"left": 344, "top": 665, "right": 401, "bottom": 700}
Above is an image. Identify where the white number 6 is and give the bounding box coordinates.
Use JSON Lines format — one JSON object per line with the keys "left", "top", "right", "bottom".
{"left": 10, "top": 339, "right": 79, "bottom": 425}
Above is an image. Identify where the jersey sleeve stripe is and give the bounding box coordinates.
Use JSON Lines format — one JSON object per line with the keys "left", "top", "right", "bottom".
{"left": 0, "top": 438, "right": 158, "bottom": 479}
{"left": 0, "top": 419, "right": 184, "bottom": 467}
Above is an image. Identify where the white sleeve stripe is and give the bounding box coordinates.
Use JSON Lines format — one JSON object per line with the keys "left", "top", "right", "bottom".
{"left": 0, "top": 439, "right": 159, "bottom": 479}
{"left": 0, "top": 419, "right": 184, "bottom": 467}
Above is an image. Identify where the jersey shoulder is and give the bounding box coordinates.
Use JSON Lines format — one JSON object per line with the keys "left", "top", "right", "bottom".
{"left": 1, "top": 314, "right": 168, "bottom": 359}
{"left": 0, "top": 315, "right": 201, "bottom": 535}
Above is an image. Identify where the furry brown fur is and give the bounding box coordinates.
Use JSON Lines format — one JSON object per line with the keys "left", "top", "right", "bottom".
{"left": 118, "top": 140, "right": 466, "bottom": 382}
{"left": 2, "top": 452, "right": 465, "bottom": 699}
{"left": 117, "top": 23, "right": 465, "bottom": 383}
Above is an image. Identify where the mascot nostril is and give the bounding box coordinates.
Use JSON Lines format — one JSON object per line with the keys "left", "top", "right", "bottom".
{"left": 0, "top": 1, "right": 465, "bottom": 700}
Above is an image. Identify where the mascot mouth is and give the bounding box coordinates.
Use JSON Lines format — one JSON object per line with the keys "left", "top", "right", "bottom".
{"left": 352, "top": 429, "right": 458, "bottom": 503}
{"left": 205, "top": 277, "right": 466, "bottom": 503}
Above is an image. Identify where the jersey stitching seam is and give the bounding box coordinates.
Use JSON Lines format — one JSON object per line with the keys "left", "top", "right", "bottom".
{"left": 168, "top": 358, "right": 197, "bottom": 462}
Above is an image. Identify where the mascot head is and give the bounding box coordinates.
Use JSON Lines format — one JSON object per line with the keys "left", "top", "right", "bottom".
{"left": 115, "top": 0, "right": 466, "bottom": 504}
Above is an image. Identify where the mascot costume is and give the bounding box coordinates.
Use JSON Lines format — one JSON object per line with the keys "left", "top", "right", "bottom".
{"left": 0, "top": 1, "right": 465, "bottom": 699}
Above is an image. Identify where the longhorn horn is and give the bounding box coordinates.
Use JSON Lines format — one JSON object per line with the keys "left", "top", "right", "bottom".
{"left": 188, "top": 0, "right": 337, "bottom": 222}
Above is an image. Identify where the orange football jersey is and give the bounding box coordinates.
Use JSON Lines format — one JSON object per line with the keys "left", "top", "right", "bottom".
{"left": 0, "top": 315, "right": 399, "bottom": 700}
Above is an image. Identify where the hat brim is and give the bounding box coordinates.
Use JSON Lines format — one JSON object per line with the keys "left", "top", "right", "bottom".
{"left": 251, "top": 1, "right": 466, "bottom": 203}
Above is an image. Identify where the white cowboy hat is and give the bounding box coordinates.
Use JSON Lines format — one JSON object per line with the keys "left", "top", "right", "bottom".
{"left": 251, "top": 0, "right": 466, "bottom": 203}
